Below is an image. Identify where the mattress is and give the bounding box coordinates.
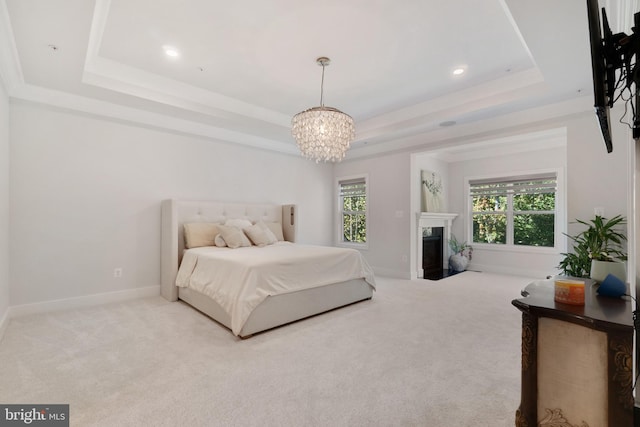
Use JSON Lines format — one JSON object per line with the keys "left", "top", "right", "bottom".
{"left": 176, "top": 242, "right": 376, "bottom": 335}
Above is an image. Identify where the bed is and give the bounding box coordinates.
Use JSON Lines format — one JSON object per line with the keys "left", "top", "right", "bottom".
{"left": 160, "top": 199, "right": 376, "bottom": 338}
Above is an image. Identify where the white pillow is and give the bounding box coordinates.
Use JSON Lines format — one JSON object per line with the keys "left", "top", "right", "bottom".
{"left": 224, "top": 218, "right": 253, "bottom": 229}
{"left": 256, "top": 221, "right": 279, "bottom": 244}
{"left": 214, "top": 234, "right": 227, "bottom": 247}
{"left": 262, "top": 221, "right": 285, "bottom": 241}
{"left": 244, "top": 223, "right": 276, "bottom": 247}
{"left": 183, "top": 223, "right": 221, "bottom": 248}
{"left": 217, "top": 225, "right": 252, "bottom": 249}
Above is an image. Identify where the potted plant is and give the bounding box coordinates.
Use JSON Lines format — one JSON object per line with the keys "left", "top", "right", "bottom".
{"left": 449, "top": 234, "right": 473, "bottom": 273}
{"left": 558, "top": 214, "right": 627, "bottom": 282}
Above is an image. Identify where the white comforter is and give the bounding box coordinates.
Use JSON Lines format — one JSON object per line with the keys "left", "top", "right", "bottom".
{"left": 175, "top": 242, "right": 376, "bottom": 335}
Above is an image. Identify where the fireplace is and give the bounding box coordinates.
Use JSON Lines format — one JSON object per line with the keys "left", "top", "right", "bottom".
{"left": 416, "top": 212, "right": 458, "bottom": 279}
{"left": 423, "top": 227, "right": 444, "bottom": 279}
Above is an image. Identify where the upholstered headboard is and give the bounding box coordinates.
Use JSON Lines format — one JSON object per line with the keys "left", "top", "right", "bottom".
{"left": 160, "top": 199, "right": 297, "bottom": 301}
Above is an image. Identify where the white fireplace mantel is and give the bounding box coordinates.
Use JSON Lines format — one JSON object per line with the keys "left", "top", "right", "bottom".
{"left": 416, "top": 212, "right": 458, "bottom": 279}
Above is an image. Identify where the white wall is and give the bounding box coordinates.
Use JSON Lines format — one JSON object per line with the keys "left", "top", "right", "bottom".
{"left": 0, "top": 78, "right": 9, "bottom": 330}
{"left": 566, "top": 108, "right": 631, "bottom": 237}
{"left": 9, "top": 101, "right": 334, "bottom": 306}
{"left": 6, "top": 101, "right": 633, "bottom": 307}
{"left": 567, "top": 108, "right": 633, "bottom": 287}
{"left": 445, "top": 113, "right": 630, "bottom": 278}
{"left": 333, "top": 151, "right": 411, "bottom": 278}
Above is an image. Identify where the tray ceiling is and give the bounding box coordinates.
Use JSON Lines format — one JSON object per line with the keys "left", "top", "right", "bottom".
{"left": 0, "top": 0, "right": 633, "bottom": 159}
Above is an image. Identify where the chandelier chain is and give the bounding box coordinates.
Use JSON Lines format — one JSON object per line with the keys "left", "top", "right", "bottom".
{"left": 320, "top": 62, "right": 325, "bottom": 107}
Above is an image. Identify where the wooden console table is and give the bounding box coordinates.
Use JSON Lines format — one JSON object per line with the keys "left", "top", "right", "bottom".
{"left": 512, "top": 279, "right": 633, "bottom": 426}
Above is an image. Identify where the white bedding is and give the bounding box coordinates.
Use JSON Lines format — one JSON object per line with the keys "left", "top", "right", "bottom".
{"left": 175, "top": 242, "right": 376, "bottom": 335}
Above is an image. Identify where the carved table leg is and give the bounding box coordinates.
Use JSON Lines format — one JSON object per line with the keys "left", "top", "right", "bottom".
{"left": 608, "top": 332, "right": 633, "bottom": 426}
{"left": 516, "top": 311, "right": 537, "bottom": 427}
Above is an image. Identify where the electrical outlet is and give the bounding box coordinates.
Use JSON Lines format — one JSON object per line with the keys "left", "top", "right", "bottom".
{"left": 113, "top": 268, "right": 123, "bottom": 278}
{"left": 594, "top": 207, "right": 605, "bottom": 217}
{"left": 402, "top": 254, "right": 408, "bottom": 263}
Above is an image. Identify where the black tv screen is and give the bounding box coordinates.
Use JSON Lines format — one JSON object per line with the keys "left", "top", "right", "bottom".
{"left": 586, "top": 0, "right": 614, "bottom": 153}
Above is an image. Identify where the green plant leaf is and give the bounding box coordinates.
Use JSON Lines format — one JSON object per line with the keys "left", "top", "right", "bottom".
{"left": 557, "top": 214, "right": 627, "bottom": 277}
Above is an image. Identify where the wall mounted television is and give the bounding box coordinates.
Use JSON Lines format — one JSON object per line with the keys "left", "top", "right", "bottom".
{"left": 586, "top": 0, "right": 640, "bottom": 153}
{"left": 586, "top": 0, "right": 613, "bottom": 152}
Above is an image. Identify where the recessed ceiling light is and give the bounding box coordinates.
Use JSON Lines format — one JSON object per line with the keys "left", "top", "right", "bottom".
{"left": 452, "top": 68, "right": 465, "bottom": 76}
{"left": 163, "top": 46, "right": 179, "bottom": 58}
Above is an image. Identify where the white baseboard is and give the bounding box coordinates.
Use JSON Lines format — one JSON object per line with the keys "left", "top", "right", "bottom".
{"left": 372, "top": 266, "right": 413, "bottom": 280}
{"left": 468, "top": 263, "right": 553, "bottom": 280}
{"left": 9, "top": 285, "right": 161, "bottom": 318}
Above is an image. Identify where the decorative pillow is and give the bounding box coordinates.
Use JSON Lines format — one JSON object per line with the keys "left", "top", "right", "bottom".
{"left": 224, "top": 218, "right": 253, "bottom": 230}
{"left": 244, "top": 223, "right": 276, "bottom": 247}
{"left": 255, "top": 221, "right": 279, "bottom": 244}
{"left": 217, "top": 225, "right": 252, "bottom": 249}
{"left": 214, "top": 234, "right": 227, "bottom": 247}
{"left": 183, "top": 223, "right": 221, "bottom": 248}
{"left": 262, "top": 221, "right": 285, "bottom": 241}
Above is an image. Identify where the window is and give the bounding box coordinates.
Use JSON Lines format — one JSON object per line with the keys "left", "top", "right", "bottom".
{"left": 469, "top": 173, "right": 557, "bottom": 248}
{"left": 338, "top": 176, "right": 367, "bottom": 246}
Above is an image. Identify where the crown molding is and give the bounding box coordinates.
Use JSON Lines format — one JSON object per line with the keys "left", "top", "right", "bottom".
{"left": 355, "top": 68, "right": 547, "bottom": 143}
{"left": 12, "top": 83, "right": 300, "bottom": 156}
{"left": 345, "top": 95, "right": 592, "bottom": 160}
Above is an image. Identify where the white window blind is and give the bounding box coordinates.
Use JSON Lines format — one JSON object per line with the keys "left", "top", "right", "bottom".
{"left": 339, "top": 178, "right": 366, "bottom": 198}
{"left": 469, "top": 173, "right": 557, "bottom": 197}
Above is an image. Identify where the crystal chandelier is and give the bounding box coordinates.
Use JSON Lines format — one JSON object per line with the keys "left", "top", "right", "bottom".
{"left": 291, "top": 57, "right": 355, "bottom": 163}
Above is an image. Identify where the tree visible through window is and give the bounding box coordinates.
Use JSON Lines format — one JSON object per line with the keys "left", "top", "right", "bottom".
{"left": 470, "top": 174, "right": 556, "bottom": 247}
{"left": 339, "top": 177, "right": 367, "bottom": 244}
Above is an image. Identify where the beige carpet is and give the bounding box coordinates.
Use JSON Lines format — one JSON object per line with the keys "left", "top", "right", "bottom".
{"left": 0, "top": 271, "right": 536, "bottom": 426}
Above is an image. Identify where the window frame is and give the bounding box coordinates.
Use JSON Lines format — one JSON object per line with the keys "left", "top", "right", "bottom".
{"left": 465, "top": 169, "right": 565, "bottom": 253}
{"left": 336, "top": 174, "right": 369, "bottom": 249}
